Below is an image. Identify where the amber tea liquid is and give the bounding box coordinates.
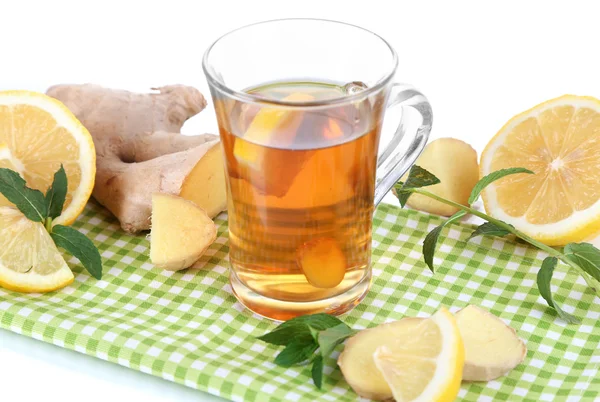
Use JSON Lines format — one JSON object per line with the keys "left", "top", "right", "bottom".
{"left": 218, "top": 81, "right": 383, "bottom": 320}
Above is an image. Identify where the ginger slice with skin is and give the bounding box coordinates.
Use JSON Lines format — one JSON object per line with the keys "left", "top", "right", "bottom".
{"left": 46, "top": 84, "right": 227, "bottom": 233}
{"left": 456, "top": 305, "right": 527, "bottom": 381}
{"left": 338, "top": 318, "right": 423, "bottom": 400}
{"left": 400, "top": 138, "right": 479, "bottom": 216}
{"left": 338, "top": 305, "right": 525, "bottom": 399}
{"left": 150, "top": 193, "right": 217, "bottom": 271}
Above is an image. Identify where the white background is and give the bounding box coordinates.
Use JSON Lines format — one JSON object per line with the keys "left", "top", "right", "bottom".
{"left": 1, "top": 1, "right": 599, "bottom": 401}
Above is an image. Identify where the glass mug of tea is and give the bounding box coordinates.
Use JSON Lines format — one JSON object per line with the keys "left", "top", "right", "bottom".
{"left": 203, "top": 19, "right": 432, "bottom": 320}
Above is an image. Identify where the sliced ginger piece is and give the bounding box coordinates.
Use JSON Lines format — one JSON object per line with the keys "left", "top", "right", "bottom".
{"left": 402, "top": 138, "right": 479, "bottom": 216}
{"left": 338, "top": 317, "right": 423, "bottom": 400}
{"left": 339, "top": 308, "right": 464, "bottom": 401}
{"left": 456, "top": 305, "right": 526, "bottom": 381}
{"left": 150, "top": 193, "right": 217, "bottom": 271}
{"left": 297, "top": 237, "right": 346, "bottom": 288}
{"left": 179, "top": 144, "right": 227, "bottom": 218}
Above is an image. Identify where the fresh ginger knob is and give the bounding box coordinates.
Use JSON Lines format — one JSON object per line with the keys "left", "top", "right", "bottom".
{"left": 296, "top": 237, "right": 346, "bottom": 288}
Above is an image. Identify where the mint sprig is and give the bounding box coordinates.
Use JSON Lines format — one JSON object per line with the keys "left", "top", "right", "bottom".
{"left": 396, "top": 165, "right": 600, "bottom": 324}
{"left": 0, "top": 166, "right": 102, "bottom": 280}
{"left": 257, "top": 313, "right": 357, "bottom": 389}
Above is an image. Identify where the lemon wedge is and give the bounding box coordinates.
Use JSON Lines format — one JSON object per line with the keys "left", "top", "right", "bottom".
{"left": 481, "top": 95, "right": 600, "bottom": 245}
{"left": 0, "top": 207, "right": 73, "bottom": 292}
{"left": 233, "top": 92, "right": 314, "bottom": 167}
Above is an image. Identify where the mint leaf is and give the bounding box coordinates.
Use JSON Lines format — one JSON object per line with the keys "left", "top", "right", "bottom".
{"left": 51, "top": 225, "right": 102, "bottom": 279}
{"left": 537, "top": 257, "right": 580, "bottom": 324}
{"left": 258, "top": 315, "right": 353, "bottom": 389}
{"left": 422, "top": 210, "right": 466, "bottom": 272}
{"left": 563, "top": 243, "right": 600, "bottom": 282}
{"left": 45, "top": 165, "right": 68, "bottom": 220}
{"left": 395, "top": 165, "right": 440, "bottom": 207}
{"left": 274, "top": 336, "right": 318, "bottom": 367}
{"left": 257, "top": 313, "right": 343, "bottom": 345}
{"left": 403, "top": 165, "right": 441, "bottom": 188}
{"left": 467, "top": 222, "right": 512, "bottom": 241}
{"left": 581, "top": 271, "right": 600, "bottom": 295}
{"left": 0, "top": 168, "right": 47, "bottom": 222}
{"left": 468, "top": 167, "right": 533, "bottom": 204}
{"left": 393, "top": 182, "right": 411, "bottom": 207}
{"left": 257, "top": 322, "right": 309, "bottom": 346}
{"left": 317, "top": 323, "right": 356, "bottom": 359}
{"left": 311, "top": 354, "right": 324, "bottom": 389}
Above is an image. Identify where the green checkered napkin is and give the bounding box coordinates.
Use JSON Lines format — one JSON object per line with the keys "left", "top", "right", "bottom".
{"left": 0, "top": 201, "right": 598, "bottom": 401}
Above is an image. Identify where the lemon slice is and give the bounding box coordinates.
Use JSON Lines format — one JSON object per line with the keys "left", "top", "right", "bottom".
{"left": 233, "top": 92, "right": 314, "bottom": 167}
{"left": 481, "top": 95, "right": 600, "bottom": 245}
{"left": 0, "top": 207, "right": 73, "bottom": 292}
{"left": 373, "top": 308, "right": 464, "bottom": 402}
{"left": 0, "top": 91, "right": 96, "bottom": 225}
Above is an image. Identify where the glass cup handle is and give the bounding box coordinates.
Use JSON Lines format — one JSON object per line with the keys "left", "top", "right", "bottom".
{"left": 374, "top": 83, "right": 433, "bottom": 206}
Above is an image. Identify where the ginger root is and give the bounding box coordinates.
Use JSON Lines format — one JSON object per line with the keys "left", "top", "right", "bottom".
{"left": 401, "top": 137, "right": 479, "bottom": 216}
{"left": 456, "top": 305, "right": 526, "bottom": 381}
{"left": 46, "top": 84, "right": 227, "bottom": 233}
{"left": 337, "top": 318, "right": 423, "bottom": 400}
{"left": 150, "top": 193, "right": 216, "bottom": 271}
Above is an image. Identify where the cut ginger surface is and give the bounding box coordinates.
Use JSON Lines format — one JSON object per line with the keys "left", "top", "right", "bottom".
{"left": 339, "top": 308, "right": 464, "bottom": 402}
{"left": 456, "top": 305, "right": 526, "bottom": 382}
{"left": 481, "top": 95, "right": 600, "bottom": 245}
{"left": 150, "top": 193, "right": 217, "bottom": 271}
{"left": 337, "top": 317, "right": 424, "bottom": 400}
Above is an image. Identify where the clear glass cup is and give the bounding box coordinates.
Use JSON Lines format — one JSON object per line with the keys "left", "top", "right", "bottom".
{"left": 203, "top": 19, "right": 432, "bottom": 320}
